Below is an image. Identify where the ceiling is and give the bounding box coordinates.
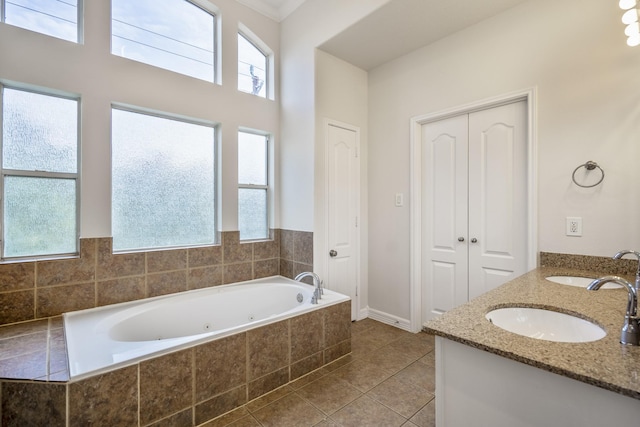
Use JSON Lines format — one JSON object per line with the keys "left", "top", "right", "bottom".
{"left": 236, "top": 0, "right": 528, "bottom": 70}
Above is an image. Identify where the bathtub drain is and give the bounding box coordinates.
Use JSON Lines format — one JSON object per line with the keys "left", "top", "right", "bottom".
{"left": 296, "top": 293, "right": 303, "bottom": 303}
{"left": 248, "top": 314, "right": 255, "bottom": 321}
{"left": 203, "top": 323, "right": 212, "bottom": 331}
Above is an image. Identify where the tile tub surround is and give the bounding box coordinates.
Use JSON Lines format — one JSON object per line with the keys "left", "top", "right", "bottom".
{"left": 0, "top": 301, "right": 351, "bottom": 426}
{"left": 0, "top": 229, "right": 313, "bottom": 327}
{"left": 425, "top": 266, "right": 640, "bottom": 400}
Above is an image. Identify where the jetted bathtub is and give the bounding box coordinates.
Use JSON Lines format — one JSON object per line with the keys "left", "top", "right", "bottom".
{"left": 64, "top": 275, "right": 349, "bottom": 379}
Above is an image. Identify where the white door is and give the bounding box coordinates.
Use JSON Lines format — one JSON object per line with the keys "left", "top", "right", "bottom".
{"left": 468, "top": 101, "right": 528, "bottom": 299}
{"left": 421, "top": 115, "right": 469, "bottom": 319}
{"left": 421, "top": 101, "right": 528, "bottom": 320}
{"left": 326, "top": 122, "right": 360, "bottom": 320}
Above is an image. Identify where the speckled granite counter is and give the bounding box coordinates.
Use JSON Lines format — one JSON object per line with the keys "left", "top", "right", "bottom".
{"left": 425, "top": 266, "right": 640, "bottom": 400}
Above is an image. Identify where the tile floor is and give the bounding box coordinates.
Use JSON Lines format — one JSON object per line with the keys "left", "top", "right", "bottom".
{"left": 202, "top": 318, "right": 436, "bottom": 427}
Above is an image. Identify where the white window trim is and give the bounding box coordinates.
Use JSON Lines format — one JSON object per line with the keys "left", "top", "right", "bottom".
{"left": 238, "top": 23, "right": 274, "bottom": 100}
{"left": 238, "top": 129, "right": 270, "bottom": 241}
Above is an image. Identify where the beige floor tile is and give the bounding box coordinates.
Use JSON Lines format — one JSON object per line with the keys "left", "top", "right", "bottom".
{"left": 330, "top": 395, "right": 406, "bottom": 427}
{"left": 417, "top": 351, "right": 435, "bottom": 367}
{"left": 225, "top": 415, "right": 261, "bottom": 427}
{"left": 289, "top": 368, "right": 330, "bottom": 390}
{"left": 367, "top": 376, "right": 434, "bottom": 419}
{"left": 297, "top": 374, "right": 363, "bottom": 415}
{"left": 244, "top": 385, "right": 293, "bottom": 413}
{"left": 394, "top": 361, "right": 436, "bottom": 392}
{"left": 199, "top": 407, "right": 250, "bottom": 427}
{"left": 363, "top": 345, "right": 416, "bottom": 374}
{"left": 350, "top": 318, "right": 379, "bottom": 335}
{"left": 331, "top": 359, "right": 395, "bottom": 392}
{"left": 409, "top": 399, "right": 436, "bottom": 427}
{"left": 251, "top": 393, "right": 327, "bottom": 427}
{"left": 402, "top": 421, "right": 420, "bottom": 427}
{"left": 357, "top": 322, "right": 409, "bottom": 348}
{"left": 385, "top": 333, "right": 435, "bottom": 361}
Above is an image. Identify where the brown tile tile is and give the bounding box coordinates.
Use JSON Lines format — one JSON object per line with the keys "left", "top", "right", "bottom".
{"left": 293, "top": 263, "right": 313, "bottom": 279}
{"left": 247, "top": 321, "right": 289, "bottom": 379}
{"left": 97, "top": 276, "right": 145, "bottom": 306}
{"left": 36, "top": 282, "right": 95, "bottom": 317}
{"left": 331, "top": 359, "right": 395, "bottom": 392}
{"left": 331, "top": 395, "right": 406, "bottom": 427}
{"left": 254, "top": 235, "right": 279, "bottom": 261}
{"left": 279, "top": 259, "right": 293, "bottom": 279}
{"left": 0, "top": 290, "right": 35, "bottom": 325}
{"left": 0, "top": 319, "right": 47, "bottom": 340}
{"left": 293, "top": 231, "right": 313, "bottom": 265}
{"left": 49, "top": 316, "right": 64, "bottom": 329}
{"left": 357, "top": 321, "right": 404, "bottom": 348}
{"left": 198, "top": 406, "right": 250, "bottom": 427}
{"left": 140, "top": 349, "right": 194, "bottom": 425}
{"left": 188, "top": 245, "right": 222, "bottom": 268}
{"left": 188, "top": 265, "right": 222, "bottom": 290}
{"left": 96, "top": 237, "right": 145, "bottom": 280}
{"left": 0, "top": 262, "right": 35, "bottom": 292}
{"left": 394, "top": 361, "right": 435, "bottom": 393}
{"left": 223, "top": 263, "right": 253, "bottom": 284}
{"left": 225, "top": 415, "right": 262, "bottom": 427}
{"left": 195, "top": 385, "right": 247, "bottom": 425}
{"left": 291, "top": 310, "right": 323, "bottom": 362}
{"left": 248, "top": 367, "right": 289, "bottom": 400}
{"left": 322, "top": 354, "right": 353, "bottom": 372}
{"left": 2, "top": 381, "right": 66, "bottom": 426}
{"left": 245, "top": 385, "right": 293, "bottom": 413}
{"left": 350, "top": 335, "right": 381, "bottom": 359}
{"left": 254, "top": 259, "right": 279, "bottom": 279}
{"left": 223, "top": 231, "right": 253, "bottom": 263}
{"left": 324, "top": 339, "right": 351, "bottom": 364}
{"left": 196, "top": 333, "right": 246, "bottom": 402}
{"left": 147, "top": 249, "right": 187, "bottom": 273}
{"left": 68, "top": 365, "right": 138, "bottom": 426}
{"left": 324, "top": 302, "right": 351, "bottom": 348}
{"left": 350, "top": 318, "right": 378, "bottom": 335}
{"left": 409, "top": 398, "right": 436, "bottom": 427}
{"left": 367, "top": 376, "right": 434, "bottom": 419}
{"left": 0, "top": 331, "right": 47, "bottom": 360}
{"left": 146, "top": 408, "right": 194, "bottom": 427}
{"left": 363, "top": 345, "right": 415, "bottom": 374}
{"left": 297, "top": 374, "right": 362, "bottom": 415}
{"left": 386, "top": 333, "right": 435, "bottom": 361}
{"left": 418, "top": 351, "right": 435, "bottom": 368}
{"left": 291, "top": 352, "right": 324, "bottom": 380}
{"left": 288, "top": 368, "right": 330, "bottom": 390}
{"left": 279, "top": 229, "right": 295, "bottom": 261}
{"left": 36, "top": 241, "right": 96, "bottom": 287}
{"left": 147, "top": 270, "right": 187, "bottom": 298}
{"left": 251, "top": 393, "right": 326, "bottom": 427}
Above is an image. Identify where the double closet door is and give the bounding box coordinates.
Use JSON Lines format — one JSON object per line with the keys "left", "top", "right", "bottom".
{"left": 421, "top": 101, "right": 528, "bottom": 320}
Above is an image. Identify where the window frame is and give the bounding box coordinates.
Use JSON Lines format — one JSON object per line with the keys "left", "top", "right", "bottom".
{"left": 0, "top": 84, "right": 81, "bottom": 261}
{"left": 0, "top": 0, "right": 84, "bottom": 43}
{"left": 238, "top": 129, "right": 270, "bottom": 241}
{"left": 110, "top": 104, "right": 219, "bottom": 253}
{"left": 237, "top": 25, "right": 273, "bottom": 99}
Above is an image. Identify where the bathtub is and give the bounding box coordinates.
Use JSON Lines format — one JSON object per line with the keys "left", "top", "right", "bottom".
{"left": 64, "top": 275, "right": 350, "bottom": 380}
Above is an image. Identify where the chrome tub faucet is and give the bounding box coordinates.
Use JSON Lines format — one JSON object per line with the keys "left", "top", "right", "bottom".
{"left": 295, "top": 271, "right": 323, "bottom": 304}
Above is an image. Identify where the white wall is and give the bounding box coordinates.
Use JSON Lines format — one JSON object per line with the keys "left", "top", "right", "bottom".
{"left": 0, "top": 0, "right": 279, "bottom": 237}
{"left": 367, "top": 0, "right": 640, "bottom": 320}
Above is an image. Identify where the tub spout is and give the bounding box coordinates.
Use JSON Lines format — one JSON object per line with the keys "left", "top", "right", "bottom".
{"left": 588, "top": 276, "right": 639, "bottom": 346}
{"left": 295, "top": 272, "right": 322, "bottom": 304}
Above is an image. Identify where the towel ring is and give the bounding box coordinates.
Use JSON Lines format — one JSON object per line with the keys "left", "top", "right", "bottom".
{"left": 572, "top": 161, "right": 604, "bottom": 188}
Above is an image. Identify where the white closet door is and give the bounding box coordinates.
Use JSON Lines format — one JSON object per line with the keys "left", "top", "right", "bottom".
{"left": 468, "top": 101, "right": 528, "bottom": 299}
{"left": 421, "top": 115, "right": 469, "bottom": 320}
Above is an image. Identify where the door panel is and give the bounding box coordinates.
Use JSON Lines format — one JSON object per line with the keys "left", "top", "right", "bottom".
{"left": 327, "top": 123, "right": 359, "bottom": 320}
{"left": 421, "top": 115, "right": 468, "bottom": 321}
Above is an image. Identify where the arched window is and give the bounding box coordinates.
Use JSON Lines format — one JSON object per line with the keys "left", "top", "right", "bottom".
{"left": 1, "top": 0, "right": 80, "bottom": 42}
{"left": 238, "top": 31, "right": 269, "bottom": 98}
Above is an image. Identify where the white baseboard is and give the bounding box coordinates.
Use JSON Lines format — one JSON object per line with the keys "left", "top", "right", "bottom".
{"left": 366, "top": 308, "right": 413, "bottom": 332}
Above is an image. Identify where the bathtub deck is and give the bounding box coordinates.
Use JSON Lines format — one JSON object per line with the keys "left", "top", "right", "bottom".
{"left": 0, "top": 316, "right": 69, "bottom": 382}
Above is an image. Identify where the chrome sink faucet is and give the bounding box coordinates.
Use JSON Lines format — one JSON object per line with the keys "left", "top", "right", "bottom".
{"left": 294, "top": 272, "right": 323, "bottom": 304}
{"left": 613, "top": 249, "right": 640, "bottom": 292}
{"left": 588, "top": 276, "right": 639, "bottom": 346}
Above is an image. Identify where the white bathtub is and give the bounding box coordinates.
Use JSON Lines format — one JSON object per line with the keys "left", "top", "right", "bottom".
{"left": 64, "top": 275, "right": 349, "bottom": 380}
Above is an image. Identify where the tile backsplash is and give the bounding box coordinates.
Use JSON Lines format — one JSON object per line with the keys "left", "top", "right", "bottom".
{"left": 0, "top": 229, "right": 313, "bottom": 327}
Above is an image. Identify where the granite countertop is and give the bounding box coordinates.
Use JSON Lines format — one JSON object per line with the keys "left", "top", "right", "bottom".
{"left": 425, "top": 267, "right": 640, "bottom": 400}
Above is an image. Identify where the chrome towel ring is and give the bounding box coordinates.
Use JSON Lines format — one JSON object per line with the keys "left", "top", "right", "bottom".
{"left": 572, "top": 161, "right": 604, "bottom": 188}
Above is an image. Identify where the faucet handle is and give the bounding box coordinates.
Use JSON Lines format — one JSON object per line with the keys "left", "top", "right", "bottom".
{"left": 621, "top": 315, "right": 640, "bottom": 346}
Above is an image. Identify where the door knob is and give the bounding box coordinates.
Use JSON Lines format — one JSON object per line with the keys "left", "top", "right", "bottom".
{"left": 471, "top": 238, "right": 478, "bottom": 243}
{"left": 329, "top": 249, "right": 338, "bottom": 257}
{"left": 458, "top": 237, "right": 465, "bottom": 242}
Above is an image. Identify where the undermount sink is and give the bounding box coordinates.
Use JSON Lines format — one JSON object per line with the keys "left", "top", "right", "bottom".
{"left": 485, "top": 307, "right": 606, "bottom": 343}
{"left": 546, "top": 275, "right": 622, "bottom": 289}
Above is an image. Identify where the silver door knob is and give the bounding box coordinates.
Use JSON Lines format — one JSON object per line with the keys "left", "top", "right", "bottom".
{"left": 471, "top": 238, "right": 478, "bottom": 243}
{"left": 458, "top": 237, "right": 465, "bottom": 242}
{"left": 329, "top": 249, "right": 338, "bottom": 257}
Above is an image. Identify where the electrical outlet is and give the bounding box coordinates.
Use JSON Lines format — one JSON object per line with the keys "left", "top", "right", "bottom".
{"left": 566, "top": 217, "right": 582, "bottom": 236}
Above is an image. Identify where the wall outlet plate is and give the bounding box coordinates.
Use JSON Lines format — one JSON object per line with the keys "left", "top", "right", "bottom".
{"left": 566, "top": 217, "right": 582, "bottom": 236}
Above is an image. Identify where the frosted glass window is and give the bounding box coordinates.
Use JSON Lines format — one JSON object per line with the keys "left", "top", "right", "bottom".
{"left": 238, "top": 131, "right": 268, "bottom": 240}
{"left": 1, "top": 86, "right": 79, "bottom": 259}
{"left": 4, "top": 177, "right": 76, "bottom": 257}
{"left": 112, "top": 0, "right": 215, "bottom": 82}
{"left": 238, "top": 33, "right": 267, "bottom": 97}
{"left": 3, "top": 0, "right": 79, "bottom": 43}
{"left": 112, "top": 108, "right": 217, "bottom": 252}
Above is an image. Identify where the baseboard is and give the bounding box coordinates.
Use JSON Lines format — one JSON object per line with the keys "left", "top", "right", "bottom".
{"left": 367, "top": 308, "right": 412, "bottom": 332}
